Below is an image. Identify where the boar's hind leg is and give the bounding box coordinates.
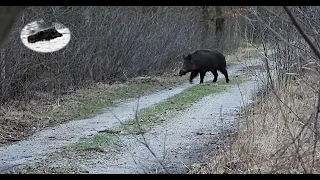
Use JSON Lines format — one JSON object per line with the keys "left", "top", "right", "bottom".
{"left": 211, "top": 70, "right": 218, "bottom": 83}
{"left": 199, "top": 71, "right": 206, "bottom": 84}
{"left": 189, "top": 70, "right": 199, "bottom": 83}
{"left": 219, "top": 68, "right": 229, "bottom": 83}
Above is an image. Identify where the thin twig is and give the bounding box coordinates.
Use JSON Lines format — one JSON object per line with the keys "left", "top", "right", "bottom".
{"left": 311, "top": 92, "right": 320, "bottom": 172}
{"left": 109, "top": 89, "right": 170, "bottom": 174}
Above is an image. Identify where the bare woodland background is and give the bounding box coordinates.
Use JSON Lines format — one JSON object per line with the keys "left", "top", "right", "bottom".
{"left": 0, "top": 6, "right": 251, "bottom": 104}
{"left": 1, "top": 6, "right": 320, "bottom": 173}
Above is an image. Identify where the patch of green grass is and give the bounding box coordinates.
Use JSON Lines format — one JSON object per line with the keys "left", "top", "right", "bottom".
{"left": 51, "top": 75, "right": 188, "bottom": 123}
{"left": 118, "top": 75, "right": 246, "bottom": 133}
{"left": 119, "top": 84, "right": 227, "bottom": 133}
{"left": 69, "top": 133, "right": 119, "bottom": 153}
{"left": 70, "top": 75, "right": 247, "bottom": 152}
{"left": 68, "top": 84, "right": 156, "bottom": 119}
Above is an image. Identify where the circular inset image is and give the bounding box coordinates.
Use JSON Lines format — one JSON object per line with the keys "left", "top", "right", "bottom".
{"left": 20, "top": 20, "right": 71, "bottom": 53}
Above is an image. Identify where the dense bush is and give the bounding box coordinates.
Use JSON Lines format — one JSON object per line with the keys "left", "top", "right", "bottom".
{"left": 0, "top": 6, "right": 243, "bottom": 103}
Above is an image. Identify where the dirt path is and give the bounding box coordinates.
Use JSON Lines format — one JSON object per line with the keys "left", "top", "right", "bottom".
{"left": 75, "top": 78, "right": 262, "bottom": 174}
{"left": 0, "top": 53, "right": 268, "bottom": 173}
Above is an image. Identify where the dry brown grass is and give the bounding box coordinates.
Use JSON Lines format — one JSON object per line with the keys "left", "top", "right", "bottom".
{"left": 189, "top": 70, "right": 320, "bottom": 174}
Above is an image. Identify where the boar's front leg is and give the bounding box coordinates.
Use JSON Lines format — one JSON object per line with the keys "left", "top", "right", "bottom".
{"left": 189, "top": 70, "right": 199, "bottom": 84}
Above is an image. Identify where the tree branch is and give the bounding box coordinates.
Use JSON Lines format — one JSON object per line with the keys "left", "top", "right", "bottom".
{"left": 283, "top": 6, "right": 320, "bottom": 60}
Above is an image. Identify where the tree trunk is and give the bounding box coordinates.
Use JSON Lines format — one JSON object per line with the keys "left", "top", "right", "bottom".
{"left": 200, "top": 6, "right": 210, "bottom": 49}
{"left": 215, "top": 6, "right": 225, "bottom": 52}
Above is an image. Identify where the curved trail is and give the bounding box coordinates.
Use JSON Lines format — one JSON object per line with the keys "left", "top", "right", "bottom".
{"left": 0, "top": 54, "right": 268, "bottom": 173}
{"left": 80, "top": 79, "right": 262, "bottom": 174}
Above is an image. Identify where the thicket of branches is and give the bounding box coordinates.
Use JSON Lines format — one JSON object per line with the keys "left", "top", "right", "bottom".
{"left": 0, "top": 6, "right": 245, "bottom": 104}
{"left": 190, "top": 6, "right": 320, "bottom": 174}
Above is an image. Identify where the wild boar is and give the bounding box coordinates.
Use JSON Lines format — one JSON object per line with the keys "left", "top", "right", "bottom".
{"left": 178, "top": 49, "right": 229, "bottom": 84}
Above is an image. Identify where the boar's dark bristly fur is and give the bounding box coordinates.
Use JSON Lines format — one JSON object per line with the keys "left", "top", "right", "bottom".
{"left": 178, "top": 49, "right": 229, "bottom": 84}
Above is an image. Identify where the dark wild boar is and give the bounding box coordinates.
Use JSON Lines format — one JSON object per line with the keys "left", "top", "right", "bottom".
{"left": 178, "top": 49, "right": 229, "bottom": 84}
{"left": 27, "top": 27, "right": 63, "bottom": 44}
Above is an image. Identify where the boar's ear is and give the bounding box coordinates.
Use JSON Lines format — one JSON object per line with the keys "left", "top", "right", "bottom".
{"left": 182, "top": 54, "right": 191, "bottom": 61}
{"left": 186, "top": 54, "right": 191, "bottom": 60}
